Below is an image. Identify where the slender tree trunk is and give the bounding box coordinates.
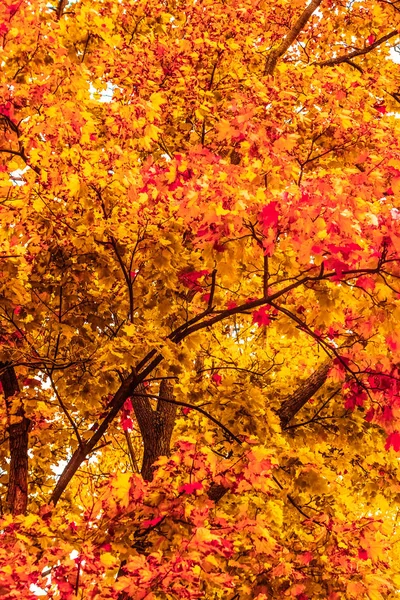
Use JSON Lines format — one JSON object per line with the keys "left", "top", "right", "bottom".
{"left": 0, "top": 363, "right": 30, "bottom": 515}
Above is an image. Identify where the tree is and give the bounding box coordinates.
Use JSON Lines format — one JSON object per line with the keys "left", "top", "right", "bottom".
{"left": 1, "top": 0, "right": 400, "bottom": 597}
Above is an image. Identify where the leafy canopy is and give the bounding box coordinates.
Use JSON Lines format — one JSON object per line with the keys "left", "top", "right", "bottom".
{"left": 1, "top": 0, "right": 400, "bottom": 598}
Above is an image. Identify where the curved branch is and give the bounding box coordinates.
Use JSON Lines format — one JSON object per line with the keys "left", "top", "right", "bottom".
{"left": 317, "top": 30, "right": 398, "bottom": 67}
{"left": 133, "top": 392, "right": 243, "bottom": 446}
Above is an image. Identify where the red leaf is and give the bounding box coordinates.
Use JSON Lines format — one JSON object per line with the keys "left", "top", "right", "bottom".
{"left": 182, "top": 407, "right": 191, "bottom": 415}
{"left": 258, "top": 202, "right": 279, "bottom": 230}
{"left": 355, "top": 276, "right": 375, "bottom": 292}
{"left": 226, "top": 300, "right": 237, "bottom": 309}
{"left": 385, "top": 431, "right": 400, "bottom": 451}
{"left": 178, "top": 482, "right": 203, "bottom": 494}
{"left": 23, "top": 378, "right": 40, "bottom": 387}
{"left": 142, "top": 516, "right": 163, "bottom": 528}
{"left": 298, "top": 551, "right": 313, "bottom": 565}
{"left": 124, "top": 398, "right": 133, "bottom": 412}
{"left": 212, "top": 372, "right": 222, "bottom": 386}
{"left": 373, "top": 103, "right": 387, "bottom": 115}
{"left": 179, "top": 270, "right": 209, "bottom": 290}
{"left": 365, "top": 408, "right": 375, "bottom": 422}
{"left": 325, "top": 257, "right": 349, "bottom": 279}
{"left": 358, "top": 548, "right": 368, "bottom": 560}
{"left": 386, "top": 334, "right": 399, "bottom": 352}
{"left": 252, "top": 306, "right": 271, "bottom": 327}
{"left": 367, "top": 34, "right": 375, "bottom": 45}
{"left": 122, "top": 417, "right": 133, "bottom": 431}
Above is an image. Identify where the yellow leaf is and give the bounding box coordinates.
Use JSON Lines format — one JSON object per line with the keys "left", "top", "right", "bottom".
{"left": 150, "top": 92, "right": 166, "bottom": 110}
{"left": 100, "top": 552, "right": 117, "bottom": 568}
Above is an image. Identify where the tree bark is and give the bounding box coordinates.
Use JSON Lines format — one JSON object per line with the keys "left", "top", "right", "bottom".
{"left": 277, "top": 360, "right": 331, "bottom": 428}
{"left": 0, "top": 362, "right": 30, "bottom": 515}
{"left": 134, "top": 381, "right": 177, "bottom": 481}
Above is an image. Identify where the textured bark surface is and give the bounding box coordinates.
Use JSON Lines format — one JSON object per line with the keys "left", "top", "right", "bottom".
{"left": 0, "top": 362, "right": 30, "bottom": 515}
{"left": 134, "top": 380, "right": 177, "bottom": 481}
{"left": 277, "top": 360, "right": 331, "bottom": 428}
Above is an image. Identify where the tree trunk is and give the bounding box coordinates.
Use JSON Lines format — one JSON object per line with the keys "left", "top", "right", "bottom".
{"left": 133, "top": 380, "right": 177, "bottom": 481}
{"left": 0, "top": 362, "right": 30, "bottom": 515}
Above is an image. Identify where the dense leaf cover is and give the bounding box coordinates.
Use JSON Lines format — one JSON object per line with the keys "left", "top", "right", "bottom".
{"left": 1, "top": 0, "right": 400, "bottom": 598}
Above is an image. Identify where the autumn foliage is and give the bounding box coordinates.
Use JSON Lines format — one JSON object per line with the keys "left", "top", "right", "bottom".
{"left": 2, "top": 0, "right": 400, "bottom": 597}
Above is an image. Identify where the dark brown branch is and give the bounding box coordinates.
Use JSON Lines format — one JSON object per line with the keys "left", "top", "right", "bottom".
{"left": 46, "top": 371, "right": 84, "bottom": 450}
{"left": 208, "top": 269, "right": 217, "bottom": 310}
{"left": 50, "top": 354, "right": 164, "bottom": 505}
{"left": 317, "top": 30, "right": 398, "bottom": 67}
{"left": 263, "top": 254, "right": 269, "bottom": 298}
{"left": 277, "top": 361, "right": 331, "bottom": 428}
{"left": 283, "top": 387, "right": 341, "bottom": 430}
{"left": 56, "top": 0, "right": 68, "bottom": 20}
{"left": 0, "top": 115, "right": 41, "bottom": 175}
{"left": 264, "top": 0, "right": 323, "bottom": 75}
{"left": 110, "top": 237, "right": 134, "bottom": 323}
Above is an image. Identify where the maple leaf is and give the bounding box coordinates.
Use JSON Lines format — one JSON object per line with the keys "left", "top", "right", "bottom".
{"left": 142, "top": 516, "right": 163, "bottom": 529}
{"left": 212, "top": 373, "right": 222, "bottom": 385}
{"left": 258, "top": 202, "right": 279, "bottom": 231}
{"left": 252, "top": 306, "right": 272, "bottom": 327}
{"left": 179, "top": 270, "right": 209, "bottom": 291}
{"left": 373, "top": 103, "right": 387, "bottom": 114}
{"left": 178, "top": 482, "right": 203, "bottom": 494}
{"left": 385, "top": 432, "right": 400, "bottom": 452}
{"left": 121, "top": 416, "right": 133, "bottom": 431}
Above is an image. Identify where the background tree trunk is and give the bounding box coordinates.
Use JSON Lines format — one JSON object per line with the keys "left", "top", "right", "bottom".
{"left": 0, "top": 363, "right": 30, "bottom": 515}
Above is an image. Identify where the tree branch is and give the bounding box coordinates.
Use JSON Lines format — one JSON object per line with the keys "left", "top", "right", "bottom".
{"left": 277, "top": 360, "right": 331, "bottom": 428}
{"left": 264, "top": 0, "right": 323, "bottom": 75}
{"left": 317, "top": 30, "right": 399, "bottom": 67}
